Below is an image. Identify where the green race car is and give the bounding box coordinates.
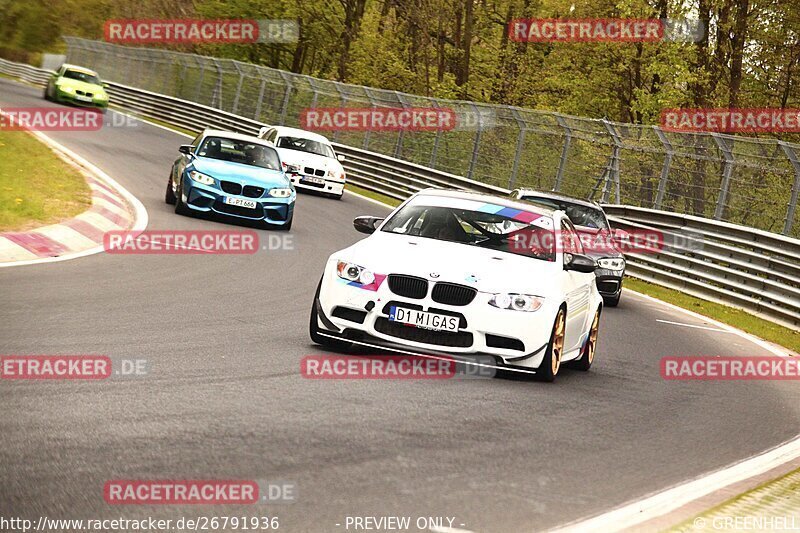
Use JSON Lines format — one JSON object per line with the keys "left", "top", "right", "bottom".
{"left": 44, "top": 64, "right": 109, "bottom": 112}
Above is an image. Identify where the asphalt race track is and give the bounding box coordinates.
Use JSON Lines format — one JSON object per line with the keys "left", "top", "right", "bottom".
{"left": 2, "top": 77, "right": 799, "bottom": 532}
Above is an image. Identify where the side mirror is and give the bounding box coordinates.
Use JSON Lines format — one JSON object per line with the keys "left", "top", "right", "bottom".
{"left": 353, "top": 216, "right": 384, "bottom": 235}
{"left": 258, "top": 127, "right": 269, "bottom": 138}
{"left": 564, "top": 253, "right": 596, "bottom": 273}
{"left": 178, "top": 145, "right": 193, "bottom": 155}
{"left": 102, "top": 82, "right": 109, "bottom": 88}
{"left": 337, "top": 154, "right": 346, "bottom": 162}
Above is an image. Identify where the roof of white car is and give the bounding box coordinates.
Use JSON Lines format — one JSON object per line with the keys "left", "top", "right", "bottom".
{"left": 270, "top": 126, "right": 331, "bottom": 143}
{"left": 415, "top": 188, "right": 556, "bottom": 218}
{"left": 60, "top": 64, "right": 99, "bottom": 76}
{"left": 201, "top": 129, "right": 276, "bottom": 147}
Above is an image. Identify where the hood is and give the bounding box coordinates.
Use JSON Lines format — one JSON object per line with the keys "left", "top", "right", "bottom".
{"left": 192, "top": 157, "right": 290, "bottom": 187}
{"left": 275, "top": 148, "right": 343, "bottom": 174}
{"left": 57, "top": 78, "right": 106, "bottom": 95}
{"left": 337, "top": 232, "right": 560, "bottom": 296}
{"left": 574, "top": 226, "right": 623, "bottom": 258}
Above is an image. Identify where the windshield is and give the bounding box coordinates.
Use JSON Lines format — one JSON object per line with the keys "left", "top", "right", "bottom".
{"left": 381, "top": 204, "right": 556, "bottom": 261}
{"left": 277, "top": 136, "right": 335, "bottom": 158}
{"left": 196, "top": 137, "right": 282, "bottom": 170}
{"left": 521, "top": 196, "right": 608, "bottom": 229}
{"left": 62, "top": 69, "right": 101, "bottom": 85}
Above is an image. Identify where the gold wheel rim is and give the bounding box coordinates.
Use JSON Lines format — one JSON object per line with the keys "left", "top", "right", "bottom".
{"left": 552, "top": 311, "right": 565, "bottom": 375}
{"left": 587, "top": 310, "right": 600, "bottom": 364}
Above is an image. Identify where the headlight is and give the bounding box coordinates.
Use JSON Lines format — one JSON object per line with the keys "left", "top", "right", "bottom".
{"left": 336, "top": 261, "right": 375, "bottom": 285}
{"left": 96, "top": 92, "right": 108, "bottom": 101}
{"left": 59, "top": 85, "right": 75, "bottom": 94}
{"left": 188, "top": 171, "right": 215, "bottom": 185}
{"left": 597, "top": 257, "right": 625, "bottom": 271}
{"left": 269, "top": 188, "right": 292, "bottom": 198}
{"left": 489, "top": 293, "right": 545, "bottom": 312}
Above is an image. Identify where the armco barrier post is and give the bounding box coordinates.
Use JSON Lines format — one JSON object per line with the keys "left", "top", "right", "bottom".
{"left": 554, "top": 115, "right": 572, "bottom": 192}
{"left": 467, "top": 102, "right": 482, "bottom": 181}
{"left": 601, "top": 120, "right": 622, "bottom": 203}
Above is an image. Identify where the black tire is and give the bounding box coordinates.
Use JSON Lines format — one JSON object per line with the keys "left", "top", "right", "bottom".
{"left": 603, "top": 292, "right": 621, "bottom": 307}
{"left": 279, "top": 214, "right": 293, "bottom": 231}
{"left": 309, "top": 278, "right": 352, "bottom": 351}
{"left": 567, "top": 307, "right": 601, "bottom": 371}
{"left": 536, "top": 307, "right": 566, "bottom": 382}
{"left": 174, "top": 177, "right": 190, "bottom": 215}
{"left": 331, "top": 192, "right": 343, "bottom": 200}
{"left": 43, "top": 85, "right": 51, "bottom": 101}
{"left": 165, "top": 172, "right": 177, "bottom": 205}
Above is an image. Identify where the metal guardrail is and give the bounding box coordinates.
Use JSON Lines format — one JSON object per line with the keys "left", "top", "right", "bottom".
{"left": 1, "top": 58, "right": 797, "bottom": 328}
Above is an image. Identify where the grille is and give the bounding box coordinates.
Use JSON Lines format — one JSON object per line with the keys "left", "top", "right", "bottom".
{"left": 332, "top": 307, "right": 367, "bottom": 324}
{"left": 76, "top": 90, "right": 93, "bottom": 97}
{"left": 220, "top": 181, "right": 242, "bottom": 195}
{"left": 243, "top": 185, "right": 265, "bottom": 198}
{"left": 304, "top": 167, "right": 325, "bottom": 177}
{"left": 387, "top": 275, "right": 428, "bottom": 299}
{"left": 485, "top": 334, "right": 525, "bottom": 352}
{"left": 597, "top": 280, "right": 620, "bottom": 294}
{"left": 375, "top": 318, "right": 473, "bottom": 348}
{"left": 431, "top": 282, "right": 477, "bottom": 306}
{"left": 213, "top": 200, "right": 261, "bottom": 218}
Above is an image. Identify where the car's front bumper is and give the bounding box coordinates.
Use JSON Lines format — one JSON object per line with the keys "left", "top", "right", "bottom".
{"left": 315, "top": 263, "right": 557, "bottom": 369}
{"left": 181, "top": 177, "right": 295, "bottom": 226}
{"left": 288, "top": 173, "right": 345, "bottom": 196}
{"left": 55, "top": 88, "right": 108, "bottom": 109}
{"left": 595, "top": 268, "right": 624, "bottom": 298}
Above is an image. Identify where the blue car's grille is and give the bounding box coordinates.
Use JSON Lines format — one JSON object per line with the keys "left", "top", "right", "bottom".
{"left": 220, "top": 181, "right": 242, "bottom": 195}
{"left": 243, "top": 185, "right": 265, "bottom": 198}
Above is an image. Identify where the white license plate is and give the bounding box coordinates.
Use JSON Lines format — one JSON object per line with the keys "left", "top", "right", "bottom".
{"left": 224, "top": 197, "right": 257, "bottom": 209}
{"left": 75, "top": 95, "right": 93, "bottom": 102}
{"left": 301, "top": 176, "right": 325, "bottom": 185}
{"left": 389, "top": 306, "right": 460, "bottom": 332}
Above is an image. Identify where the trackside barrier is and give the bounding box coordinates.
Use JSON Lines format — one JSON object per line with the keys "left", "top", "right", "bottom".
{"left": 1, "top": 57, "right": 797, "bottom": 328}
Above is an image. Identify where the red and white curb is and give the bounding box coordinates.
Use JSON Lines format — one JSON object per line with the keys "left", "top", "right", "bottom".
{"left": 0, "top": 129, "right": 147, "bottom": 267}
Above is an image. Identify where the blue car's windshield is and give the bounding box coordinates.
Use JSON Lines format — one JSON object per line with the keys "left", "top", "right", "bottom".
{"left": 197, "top": 137, "right": 281, "bottom": 171}
{"left": 62, "top": 69, "right": 101, "bottom": 85}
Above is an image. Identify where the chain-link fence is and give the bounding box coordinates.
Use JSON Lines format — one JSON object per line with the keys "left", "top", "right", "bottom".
{"left": 63, "top": 37, "right": 800, "bottom": 238}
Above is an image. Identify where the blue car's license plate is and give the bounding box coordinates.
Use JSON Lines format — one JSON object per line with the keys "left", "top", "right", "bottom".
{"left": 224, "top": 197, "right": 257, "bottom": 209}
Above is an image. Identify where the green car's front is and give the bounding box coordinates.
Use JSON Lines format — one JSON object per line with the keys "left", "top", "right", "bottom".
{"left": 45, "top": 65, "right": 109, "bottom": 111}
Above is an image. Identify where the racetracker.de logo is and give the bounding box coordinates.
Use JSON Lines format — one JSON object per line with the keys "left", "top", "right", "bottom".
{"left": 301, "top": 355, "right": 496, "bottom": 379}
{"left": 0, "top": 108, "right": 103, "bottom": 131}
{"left": 0, "top": 355, "right": 148, "bottom": 380}
{"left": 661, "top": 108, "right": 800, "bottom": 133}
{"left": 661, "top": 356, "right": 800, "bottom": 380}
{"left": 104, "top": 19, "right": 298, "bottom": 44}
{"left": 300, "top": 108, "right": 456, "bottom": 132}
{"left": 509, "top": 18, "right": 703, "bottom": 43}
{"left": 104, "top": 481, "right": 258, "bottom": 504}
{"left": 104, "top": 230, "right": 259, "bottom": 254}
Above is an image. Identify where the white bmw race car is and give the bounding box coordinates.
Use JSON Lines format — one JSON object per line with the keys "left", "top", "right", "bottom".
{"left": 309, "top": 189, "right": 604, "bottom": 382}
{"left": 258, "top": 126, "right": 346, "bottom": 199}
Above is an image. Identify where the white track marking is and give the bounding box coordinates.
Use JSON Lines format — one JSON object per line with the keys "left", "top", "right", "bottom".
{"left": 655, "top": 319, "right": 731, "bottom": 333}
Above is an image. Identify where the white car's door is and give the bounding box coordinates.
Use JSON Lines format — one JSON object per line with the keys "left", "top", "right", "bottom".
{"left": 561, "top": 219, "right": 592, "bottom": 353}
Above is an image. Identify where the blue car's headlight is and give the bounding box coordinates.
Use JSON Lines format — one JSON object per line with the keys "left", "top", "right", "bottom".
{"left": 489, "top": 293, "right": 544, "bottom": 312}
{"left": 337, "top": 261, "right": 375, "bottom": 285}
{"left": 269, "top": 188, "right": 293, "bottom": 198}
{"left": 189, "top": 171, "right": 215, "bottom": 186}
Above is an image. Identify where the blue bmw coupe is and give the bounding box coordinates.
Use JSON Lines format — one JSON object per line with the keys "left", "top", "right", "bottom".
{"left": 166, "top": 129, "right": 296, "bottom": 230}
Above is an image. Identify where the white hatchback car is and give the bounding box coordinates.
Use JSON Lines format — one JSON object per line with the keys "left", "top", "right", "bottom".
{"left": 309, "top": 189, "right": 604, "bottom": 382}
{"left": 258, "top": 126, "right": 346, "bottom": 199}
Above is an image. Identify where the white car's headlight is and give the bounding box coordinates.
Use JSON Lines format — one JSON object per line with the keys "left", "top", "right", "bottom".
{"left": 189, "top": 171, "right": 215, "bottom": 185}
{"left": 597, "top": 257, "right": 625, "bottom": 271}
{"left": 269, "top": 188, "right": 293, "bottom": 198}
{"left": 489, "top": 293, "right": 545, "bottom": 312}
{"left": 336, "top": 261, "right": 375, "bottom": 285}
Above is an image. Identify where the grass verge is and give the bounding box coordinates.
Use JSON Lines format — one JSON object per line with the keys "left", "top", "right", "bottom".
{"left": 345, "top": 184, "right": 401, "bottom": 208}
{"left": 0, "top": 130, "right": 92, "bottom": 231}
{"left": 625, "top": 277, "right": 799, "bottom": 353}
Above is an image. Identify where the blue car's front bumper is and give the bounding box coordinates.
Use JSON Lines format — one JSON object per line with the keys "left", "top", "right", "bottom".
{"left": 181, "top": 175, "right": 295, "bottom": 226}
